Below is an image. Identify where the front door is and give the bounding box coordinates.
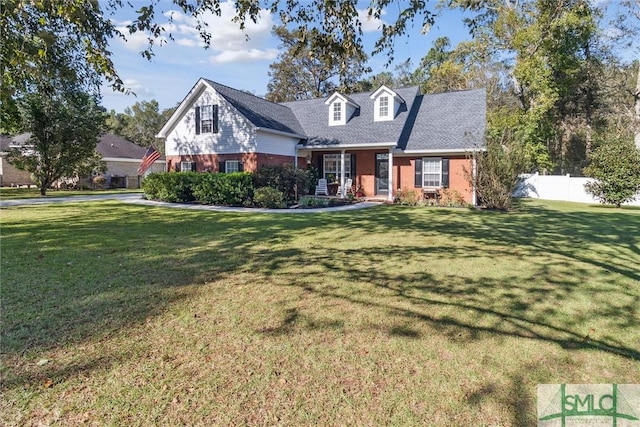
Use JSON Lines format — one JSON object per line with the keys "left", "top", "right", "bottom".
{"left": 375, "top": 153, "right": 389, "bottom": 195}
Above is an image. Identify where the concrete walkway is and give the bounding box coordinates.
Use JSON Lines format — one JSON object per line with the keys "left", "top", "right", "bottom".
{"left": 0, "top": 193, "right": 381, "bottom": 213}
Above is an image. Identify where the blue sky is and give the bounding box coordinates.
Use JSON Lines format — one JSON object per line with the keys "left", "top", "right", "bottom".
{"left": 100, "top": 1, "right": 476, "bottom": 112}
{"left": 100, "top": 0, "right": 634, "bottom": 113}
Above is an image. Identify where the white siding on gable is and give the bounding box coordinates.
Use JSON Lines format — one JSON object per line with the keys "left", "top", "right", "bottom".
{"left": 164, "top": 87, "right": 257, "bottom": 156}
{"left": 256, "top": 131, "right": 300, "bottom": 157}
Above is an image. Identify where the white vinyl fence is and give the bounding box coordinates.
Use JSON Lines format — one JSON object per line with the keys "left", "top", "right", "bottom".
{"left": 514, "top": 173, "right": 640, "bottom": 206}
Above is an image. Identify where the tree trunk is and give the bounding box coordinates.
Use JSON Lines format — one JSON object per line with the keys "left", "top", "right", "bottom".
{"left": 40, "top": 183, "right": 47, "bottom": 196}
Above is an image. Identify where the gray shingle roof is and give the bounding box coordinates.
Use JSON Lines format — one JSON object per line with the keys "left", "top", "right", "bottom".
{"left": 98, "top": 134, "right": 165, "bottom": 160}
{"left": 283, "top": 87, "right": 419, "bottom": 147}
{"left": 401, "top": 89, "right": 486, "bottom": 152}
{"left": 204, "top": 79, "right": 306, "bottom": 136}
{"left": 281, "top": 87, "right": 486, "bottom": 151}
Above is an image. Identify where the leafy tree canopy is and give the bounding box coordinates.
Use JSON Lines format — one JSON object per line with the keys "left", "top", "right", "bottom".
{"left": 106, "top": 100, "right": 175, "bottom": 153}
{"left": 265, "top": 26, "right": 369, "bottom": 102}
{"left": 584, "top": 134, "right": 640, "bottom": 207}
{"left": 6, "top": 89, "right": 106, "bottom": 195}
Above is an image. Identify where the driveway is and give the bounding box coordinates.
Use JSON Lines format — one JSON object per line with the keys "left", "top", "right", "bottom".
{"left": 0, "top": 193, "right": 380, "bottom": 213}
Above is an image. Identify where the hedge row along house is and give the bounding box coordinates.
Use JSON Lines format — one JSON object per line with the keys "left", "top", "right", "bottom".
{"left": 157, "top": 79, "right": 486, "bottom": 203}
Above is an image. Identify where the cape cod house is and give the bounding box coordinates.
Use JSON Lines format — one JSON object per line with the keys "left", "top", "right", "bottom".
{"left": 157, "top": 79, "right": 486, "bottom": 203}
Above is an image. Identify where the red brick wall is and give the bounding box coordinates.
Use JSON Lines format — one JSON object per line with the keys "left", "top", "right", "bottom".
{"left": 395, "top": 156, "right": 473, "bottom": 203}
{"left": 165, "top": 153, "right": 303, "bottom": 172}
{"left": 167, "top": 151, "right": 474, "bottom": 203}
{"left": 311, "top": 151, "right": 473, "bottom": 202}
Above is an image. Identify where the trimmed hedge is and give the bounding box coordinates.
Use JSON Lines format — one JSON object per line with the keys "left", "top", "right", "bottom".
{"left": 141, "top": 172, "right": 200, "bottom": 203}
{"left": 192, "top": 172, "right": 253, "bottom": 206}
{"left": 142, "top": 172, "right": 253, "bottom": 205}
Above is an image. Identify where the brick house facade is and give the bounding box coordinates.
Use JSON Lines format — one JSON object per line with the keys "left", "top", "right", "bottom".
{"left": 157, "top": 79, "right": 486, "bottom": 204}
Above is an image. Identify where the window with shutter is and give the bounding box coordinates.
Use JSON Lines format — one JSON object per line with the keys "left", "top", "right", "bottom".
{"left": 196, "top": 105, "right": 218, "bottom": 134}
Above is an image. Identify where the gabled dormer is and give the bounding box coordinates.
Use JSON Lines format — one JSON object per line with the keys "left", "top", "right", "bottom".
{"left": 324, "top": 92, "right": 359, "bottom": 126}
{"left": 370, "top": 85, "right": 405, "bottom": 122}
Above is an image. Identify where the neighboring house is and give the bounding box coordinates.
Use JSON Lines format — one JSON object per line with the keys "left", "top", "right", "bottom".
{"left": 157, "top": 78, "right": 486, "bottom": 203}
{"left": 96, "top": 134, "right": 165, "bottom": 188}
{"left": 0, "top": 133, "right": 165, "bottom": 188}
{"left": 0, "top": 134, "right": 34, "bottom": 187}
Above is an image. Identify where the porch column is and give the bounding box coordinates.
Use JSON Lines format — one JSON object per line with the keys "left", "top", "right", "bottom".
{"left": 472, "top": 154, "right": 477, "bottom": 206}
{"left": 340, "top": 149, "right": 346, "bottom": 198}
{"left": 294, "top": 146, "right": 298, "bottom": 169}
{"left": 387, "top": 148, "right": 394, "bottom": 201}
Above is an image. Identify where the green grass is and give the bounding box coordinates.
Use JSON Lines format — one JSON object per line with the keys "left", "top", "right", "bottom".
{"left": 0, "top": 187, "right": 142, "bottom": 200}
{"left": 1, "top": 199, "right": 638, "bottom": 426}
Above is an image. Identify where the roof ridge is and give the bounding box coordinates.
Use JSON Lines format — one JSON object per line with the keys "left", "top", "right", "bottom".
{"left": 204, "top": 79, "right": 293, "bottom": 112}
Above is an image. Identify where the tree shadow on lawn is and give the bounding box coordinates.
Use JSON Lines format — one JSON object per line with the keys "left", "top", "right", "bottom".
{"left": 1, "top": 200, "right": 638, "bottom": 394}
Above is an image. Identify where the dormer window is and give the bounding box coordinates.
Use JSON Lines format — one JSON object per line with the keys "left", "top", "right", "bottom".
{"left": 379, "top": 96, "right": 389, "bottom": 117}
{"left": 371, "top": 85, "right": 404, "bottom": 122}
{"left": 333, "top": 102, "right": 342, "bottom": 122}
{"left": 325, "top": 92, "right": 359, "bottom": 126}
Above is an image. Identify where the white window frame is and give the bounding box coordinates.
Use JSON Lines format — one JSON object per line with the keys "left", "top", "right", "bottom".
{"left": 423, "top": 157, "right": 442, "bottom": 187}
{"left": 333, "top": 102, "right": 342, "bottom": 122}
{"left": 379, "top": 96, "right": 389, "bottom": 117}
{"left": 225, "top": 160, "right": 239, "bottom": 173}
{"left": 323, "top": 154, "right": 351, "bottom": 182}
{"left": 200, "top": 105, "right": 214, "bottom": 133}
{"left": 180, "top": 161, "right": 196, "bottom": 172}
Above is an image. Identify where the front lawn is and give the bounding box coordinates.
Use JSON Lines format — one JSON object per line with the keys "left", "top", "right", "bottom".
{"left": 1, "top": 200, "right": 638, "bottom": 426}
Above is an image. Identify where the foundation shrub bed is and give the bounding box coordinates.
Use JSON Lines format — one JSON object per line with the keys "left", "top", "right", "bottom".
{"left": 253, "top": 187, "right": 286, "bottom": 208}
{"left": 142, "top": 172, "right": 254, "bottom": 205}
{"left": 141, "top": 172, "right": 200, "bottom": 203}
{"left": 253, "top": 164, "right": 317, "bottom": 203}
{"left": 192, "top": 172, "right": 254, "bottom": 206}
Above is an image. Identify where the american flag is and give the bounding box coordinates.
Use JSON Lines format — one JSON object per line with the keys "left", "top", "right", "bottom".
{"left": 138, "top": 146, "right": 161, "bottom": 175}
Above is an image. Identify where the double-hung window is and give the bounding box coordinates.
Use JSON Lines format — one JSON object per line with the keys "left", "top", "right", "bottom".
{"left": 415, "top": 158, "right": 449, "bottom": 188}
{"left": 195, "top": 105, "right": 218, "bottom": 134}
{"left": 225, "top": 160, "right": 239, "bottom": 173}
{"left": 180, "top": 161, "right": 196, "bottom": 172}
{"left": 333, "top": 102, "right": 342, "bottom": 122}
{"left": 423, "top": 158, "right": 442, "bottom": 187}
{"left": 323, "top": 154, "right": 351, "bottom": 182}
{"left": 379, "top": 96, "right": 389, "bottom": 117}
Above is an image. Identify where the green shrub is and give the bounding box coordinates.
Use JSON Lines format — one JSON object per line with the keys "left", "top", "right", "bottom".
{"left": 193, "top": 172, "right": 253, "bottom": 206}
{"left": 299, "top": 196, "right": 324, "bottom": 208}
{"left": 439, "top": 189, "right": 467, "bottom": 207}
{"left": 253, "top": 187, "right": 286, "bottom": 208}
{"left": 253, "top": 164, "right": 317, "bottom": 202}
{"left": 142, "top": 172, "right": 200, "bottom": 202}
{"left": 394, "top": 189, "right": 421, "bottom": 206}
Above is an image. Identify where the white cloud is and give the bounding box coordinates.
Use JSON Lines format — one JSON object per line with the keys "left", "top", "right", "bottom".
{"left": 210, "top": 48, "right": 279, "bottom": 64}
{"left": 358, "top": 8, "right": 387, "bottom": 33}
{"left": 122, "top": 78, "right": 154, "bottom": 96}
{"left": 113, "top": 1, "right": 275, "bottom": 63}
{"left": 176, "top": 38, "right": 197, "bottom": 47}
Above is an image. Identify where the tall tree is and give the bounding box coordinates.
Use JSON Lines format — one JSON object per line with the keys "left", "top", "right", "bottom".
{"left": 6, "top": 89, "right": 106, "bottom": 196}
{"left": 121, "top": 100, "right": 166, "bottom": 151}
{"left": 452, "top": 0, "right": 605, "bottom": 173}
{"left": 2, "top": 1, "right": 437, "bottom": 105}
{"left": 266, "top": 26, "right": 369, "bottom": 102}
